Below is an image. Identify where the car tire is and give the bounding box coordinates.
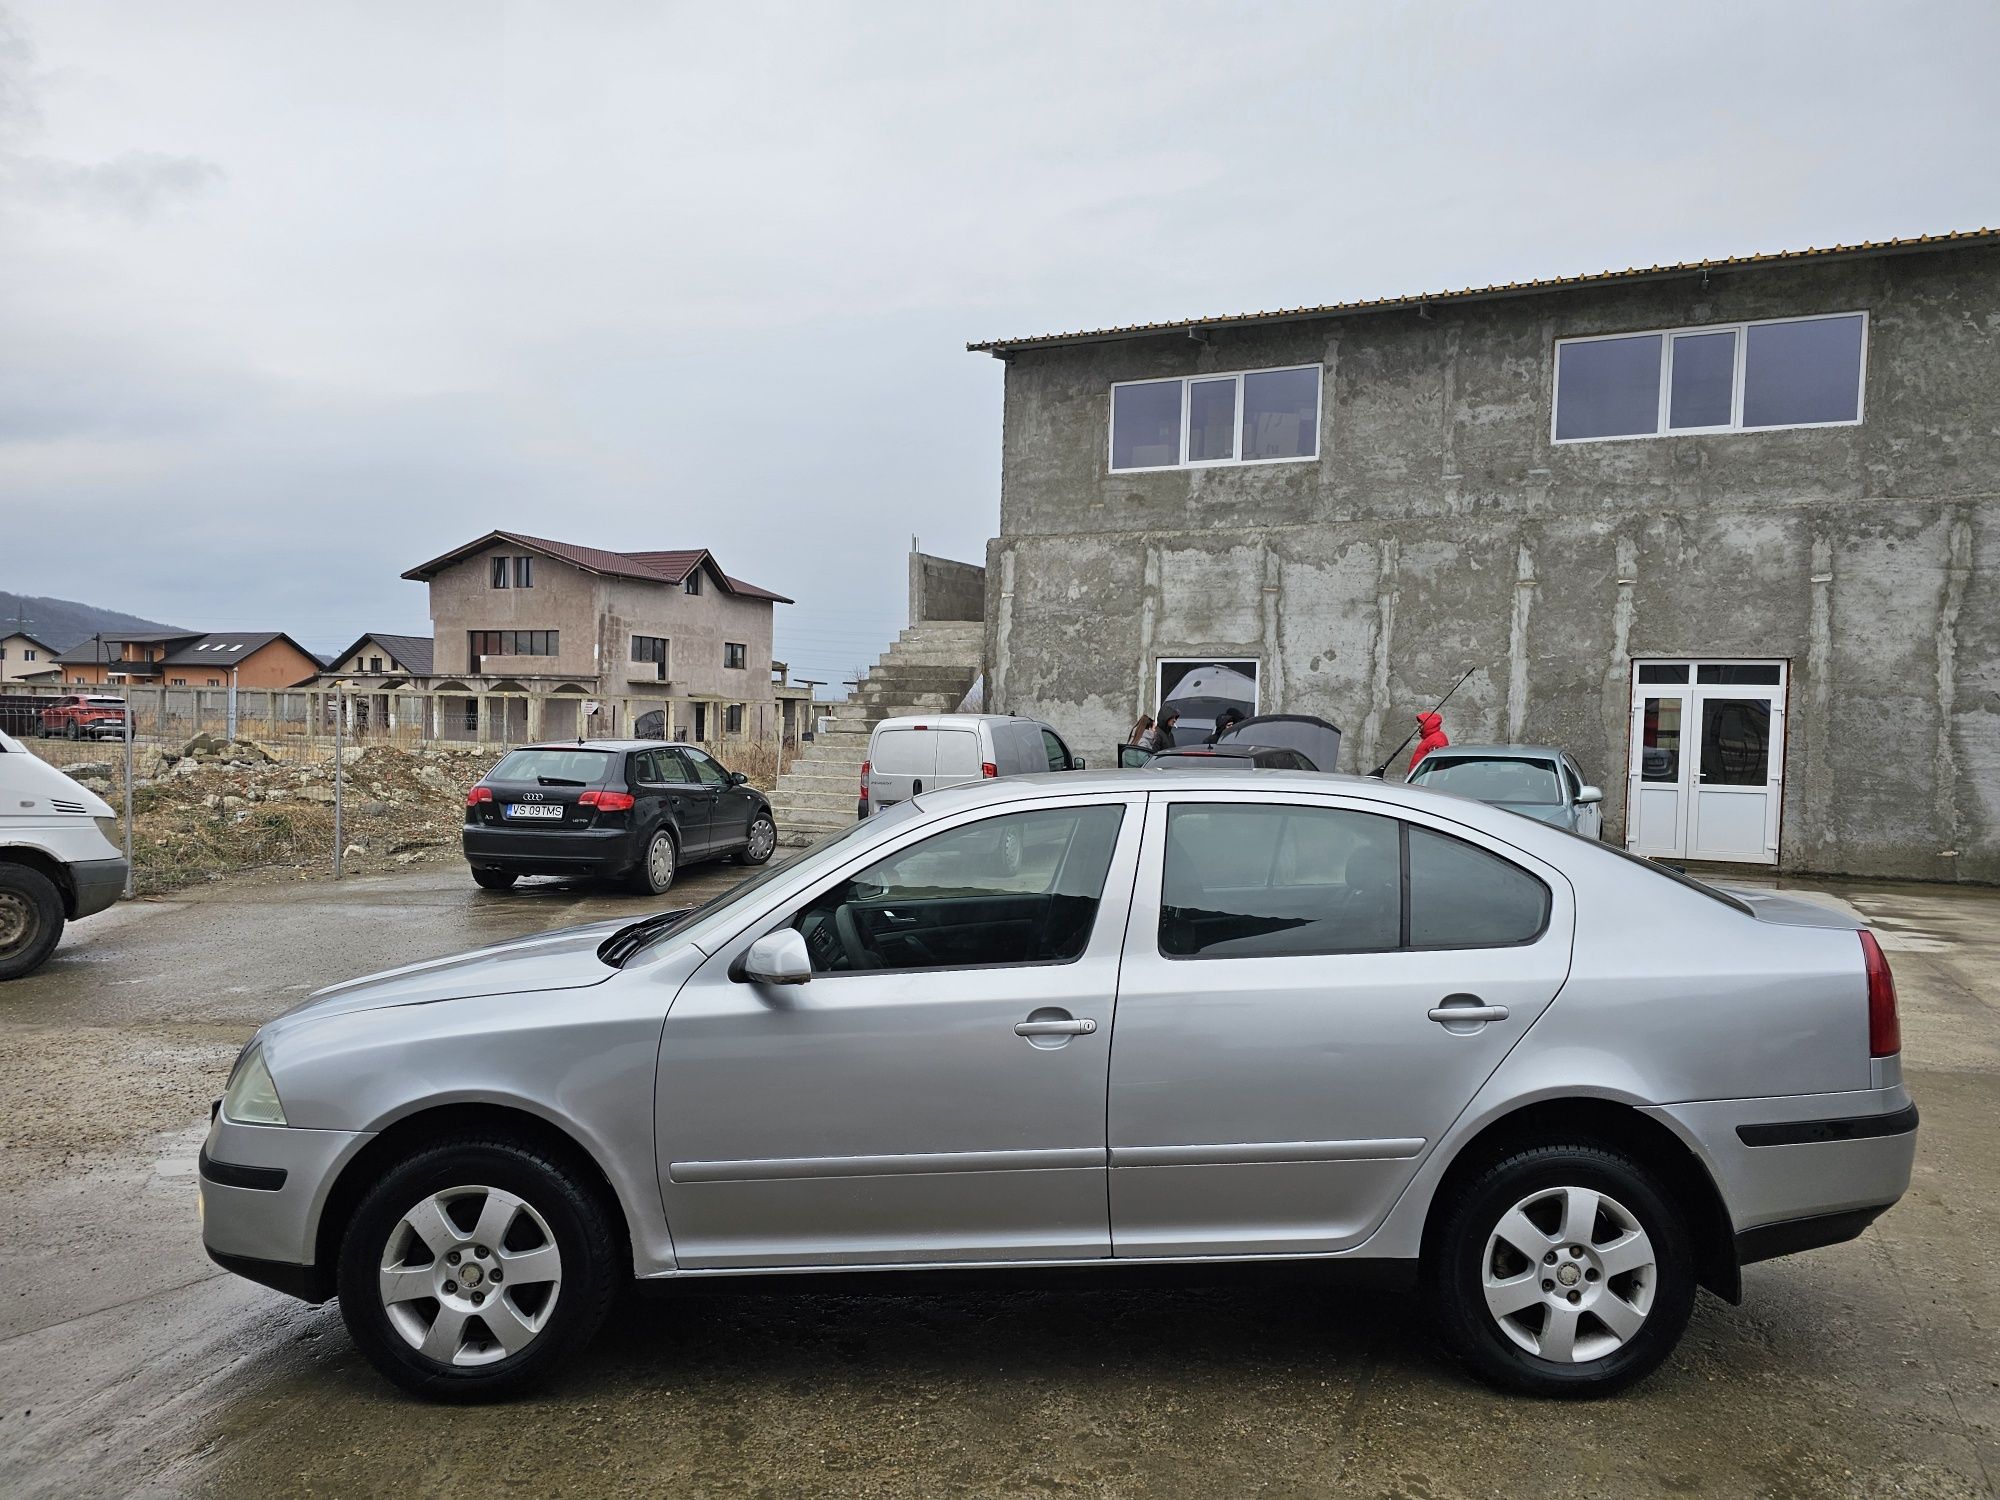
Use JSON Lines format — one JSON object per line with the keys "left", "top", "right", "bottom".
{"left": 0, "top": 864, "right": 66, "bottom": 981}
{"left": 735, "top": 813, "right": 777, "bottom": 866}
{"left": 1429, "top": 1142, "right": 1695, "bottom": 1398}
{"left": 629, "top": 828, "right": 676, "bottom": 895}
{"left": 470, "top": 868, "right": 517, "bottom": 891}
{"left": 336, "top": 1135, "right": 622, "bottom": 1402}
{"left": 65, "top": 722, "right": 80, "bottom": 741}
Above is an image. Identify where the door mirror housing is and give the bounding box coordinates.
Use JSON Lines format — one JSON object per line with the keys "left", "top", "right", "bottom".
{"left": 730, "top": 770, "right": 748, "bottom": 786}
{"left": 743, "top": 928, "right": 812, "bottom": 985}
{"left": 1577, "top": 785, "right": 1604, "bottom": 805}
{"left": 1071, "top": 755, "right": 1087, "bottom": 770}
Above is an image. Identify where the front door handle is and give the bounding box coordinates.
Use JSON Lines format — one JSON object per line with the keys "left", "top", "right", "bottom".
{"left": 1015, "top": 1018, "right": 1096, "bottom": 1037}
{"left": 1427, "top": 998, "right": 1510, "bottom": 1026}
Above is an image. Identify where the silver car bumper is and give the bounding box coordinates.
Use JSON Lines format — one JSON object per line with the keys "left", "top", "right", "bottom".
{"left": 199, "top": 1112, "right": 372, "bottom": 1302}
{"left": 1644, "top": 1083, "right": 1917, "bottom": 1255}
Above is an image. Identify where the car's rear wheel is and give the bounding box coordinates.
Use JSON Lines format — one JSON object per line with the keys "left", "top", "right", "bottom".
{"left": 0, "top": 864, "right": 66, "bottom": 981}
{"left": 736, "top": 813, "right": 777, "bottom": 866}
{"left": 629, "top": 828, "right": 676, "bottom": 895}
{"left": 1430, "top": 1143, "right": 1694, "bottom": 1397}
{"left": 65, "top": 722, "right": 80, "bottom": 740}
{"left": 470, "top": 868, "right": 517, "bottom": 891}
{"left": 336, "top": 1137, "right": 620, "bottom": 1401}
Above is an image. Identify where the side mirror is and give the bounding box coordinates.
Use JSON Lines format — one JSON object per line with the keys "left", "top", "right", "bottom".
{"left": 1577, "top": 785, "right": 1604, "bottom": 805}
{"left": 730, "top": 770, "right": 748, "bottom": 785}
{"left": 1071, "top": 756, "right": 1087, "bottom": 770}
{"left": 743, "top": 929, "right": 812, "bottom": 985}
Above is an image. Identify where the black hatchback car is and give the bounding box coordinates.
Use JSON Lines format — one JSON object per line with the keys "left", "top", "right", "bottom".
{"left": 462, "top": 740, "right": 777, "bottom": 894}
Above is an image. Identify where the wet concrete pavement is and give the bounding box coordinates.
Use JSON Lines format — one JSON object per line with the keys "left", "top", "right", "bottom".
{"left": 0, "top": 863, "right": 1994, "bottom": 1498}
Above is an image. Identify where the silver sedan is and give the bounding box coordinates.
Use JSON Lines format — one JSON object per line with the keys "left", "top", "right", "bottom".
{"left": 199, "top": 769, "right": 1915, "bottom": 1400}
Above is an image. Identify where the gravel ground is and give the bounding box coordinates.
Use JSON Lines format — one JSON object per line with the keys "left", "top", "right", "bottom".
{"left": 0, "top": 865, "right": 1993, "bottom": 1499}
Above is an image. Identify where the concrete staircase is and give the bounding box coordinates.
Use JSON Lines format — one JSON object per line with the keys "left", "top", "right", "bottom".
{"left": 767, "top": 621, "right": 984, "bottom": 846}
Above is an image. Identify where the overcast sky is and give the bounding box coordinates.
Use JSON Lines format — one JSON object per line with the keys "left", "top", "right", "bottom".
{"left": 3, "top": 1, "right": 1996, "bottom": 683}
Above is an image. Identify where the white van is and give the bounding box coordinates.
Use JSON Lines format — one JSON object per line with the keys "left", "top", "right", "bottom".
{"left": 860, "top": 714, "right": 1085, "bottom": 818}
{"left": 0, "top": 729, "right": 129, "bottom": 979}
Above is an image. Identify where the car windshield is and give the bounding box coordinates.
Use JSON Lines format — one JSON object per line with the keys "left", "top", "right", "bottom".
{"left": 1410, "top": 754, "right": 1564, "bottom": 805}
{"left": 607, "top": 803, "right": 922, "bottom": 966}
{"left": 489, "top": 749, "right": 614, "bottom": 786}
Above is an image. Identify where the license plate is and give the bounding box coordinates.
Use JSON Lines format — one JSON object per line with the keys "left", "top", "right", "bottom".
{"left": 505, "top": 803, "right": 565, "bottom": 819}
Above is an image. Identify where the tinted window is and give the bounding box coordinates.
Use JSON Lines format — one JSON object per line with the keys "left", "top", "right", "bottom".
{"left": 1742, "top": 314, "right": 1864, "bottom": 428}
{"left": 1040, "top": 729, "right": 1070, "bottom": 771}
{"left": 1159, "top": 804, "right": 1400, "bottom": 958}
{"left": 640, "top": 749, "right": 691, "bottom": 784}
{"left": 683, "top": 749, "right": 728, "bottom": 787}
{"left": 1111, "top": 380, "right": 1182, "bottom": 470}
{"left": 793, "top": 805, "right": 1126, "bottom": 973}
{"left": 1555, "top": 334, "right": 1661, "bottom": 440}
{"left": 489, "top": 749, "right": 612, "bottom": 785}
{"left": 1407, "top": 827, "right": 1549, "bottom": 947}
{"left": 1188, "top": 378, "right": 1235, "bottom": 461}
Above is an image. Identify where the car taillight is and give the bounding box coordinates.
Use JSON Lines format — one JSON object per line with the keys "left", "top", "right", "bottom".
{"left": 579, "top": 790, "right": 635, "bottom": 812}
{"left": 1861, "top": 930, "right": 1900, "bottom": 1057}
{"left": 859, "top": 761, "right": 871, "bottom": 798}
{"left": 982, "top": 762, "right": 999, "bottom": 778}
{"left": 466, "top": 786, "right": 493, "bottom": 806}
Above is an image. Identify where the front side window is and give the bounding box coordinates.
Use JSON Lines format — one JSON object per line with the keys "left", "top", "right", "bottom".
{"left": 1110, "top": 365, "right": 1321, "bottom": 471}
{"left": 682, "top": 748, "right": 728, "bottom": 787}
{"left": 723, "top": 642, "right": 747, "bottom": 670}
{"left": 1160, "top": 802, "right": 1549, "bottom": 958}
{"left": 790, "top": 804, "right": 1126, "bottom": 974}
{"left": 1040, "top": 729, "right": 1070, "bottom": 771}
{"left": 1554, "top": 312, "right": 1865, "bottom": 442}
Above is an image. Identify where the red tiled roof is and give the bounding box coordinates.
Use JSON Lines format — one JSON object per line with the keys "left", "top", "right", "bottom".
{"left": 401, "top": 531, "right": 792, "bottom": 602}
{"left": 968, "top": 227, "right": 2000, "bottom": 353}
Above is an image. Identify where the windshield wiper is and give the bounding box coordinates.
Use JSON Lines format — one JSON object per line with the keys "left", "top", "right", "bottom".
{"left": 537, "top": 775, "right": 588, "bottom": 787}
{"left": 598, "top": 907, "right": 696, "bottom": 967}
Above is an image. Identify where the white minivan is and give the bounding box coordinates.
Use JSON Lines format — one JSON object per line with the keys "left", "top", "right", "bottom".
{"left": 860, "top": 714, "right": 1084, "bottom": 818}
{"left": 0, "top": 729, "right": 129, "bottom": 979}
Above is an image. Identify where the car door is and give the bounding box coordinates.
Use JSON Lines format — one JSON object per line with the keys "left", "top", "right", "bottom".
{"left": 866, "top": 727, "right": 933, "bottom": 813}
{"left": 684, "top": 746, "right": 753, "bottom": 852}
{"left": 1106, "top": 789, "right": 1574, "bottom": 1258}
{"left": 654, "top": 793, "right": 1144, "bottom": 1268}
{"left": 664, "top": 748, "right": 718, "bottom": 856}
{"left": 1040, "top": 727, "right": 1077, "bottom": 772}
{"left": 1564, "top": 755, "right": 1603, "bottom": 840}
{"left": 634, "top": 748, "right": 699, "bottom": 850}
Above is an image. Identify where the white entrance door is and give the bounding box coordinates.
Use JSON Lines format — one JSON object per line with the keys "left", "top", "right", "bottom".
{"left": 1625, "top": 661, "right": 1786, "bottom": 865}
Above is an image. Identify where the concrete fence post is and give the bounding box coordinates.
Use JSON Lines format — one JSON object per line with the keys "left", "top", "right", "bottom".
{"left": 121, "top": 702, "right": 135, "bottom": 899}
{"left": 333, "top": 685, "right": 345, "bottom": 880}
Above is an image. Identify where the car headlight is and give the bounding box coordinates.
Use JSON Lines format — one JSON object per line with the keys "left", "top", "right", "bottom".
{"left": 221, "top": 1045, "right": 288, "bottom": 1126}
{"left": 94, "top": 816, "right": 122, "bottom": 845}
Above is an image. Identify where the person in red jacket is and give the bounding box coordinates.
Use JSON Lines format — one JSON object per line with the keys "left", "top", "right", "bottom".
{"left": 1408, "top": 710, "right": 1449, "bottom": 773}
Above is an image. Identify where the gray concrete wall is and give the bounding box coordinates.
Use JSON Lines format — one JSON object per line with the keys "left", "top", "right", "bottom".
{"left": 986, "top": 244, "right": 2000, "bottom": 883}
{"left": 909, "top": 552, "right": 986, "bottom": 622}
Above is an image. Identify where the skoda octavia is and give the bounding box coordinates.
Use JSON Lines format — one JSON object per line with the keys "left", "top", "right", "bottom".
{"left": 200, "top": 770, "right": 1915, "bottom": 1399}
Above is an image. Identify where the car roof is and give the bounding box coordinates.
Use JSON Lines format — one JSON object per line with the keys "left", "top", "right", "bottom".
{"left": 872, "top": 714, "right": 1039, "bottom": 730}
{"left": 908, "top": 765, "right": 1540, "bottom": 823}
{"left": 512, "top": 740, "right": 698, "bottom": 752}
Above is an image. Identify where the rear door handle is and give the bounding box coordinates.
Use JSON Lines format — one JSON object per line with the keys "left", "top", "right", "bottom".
{"left": 1427, "top": 1001, "right": 1510, "bottom": 1025}
{"left": 1014, "top": 1019, "right": 1096, "bottom": 1036}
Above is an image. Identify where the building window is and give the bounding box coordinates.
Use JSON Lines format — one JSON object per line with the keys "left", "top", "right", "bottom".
{"left": 723, "top": 642, "right": 747, "bottom": 670}
{"left": 631, "top": 635, "right": 668, "bottom": 678}
{"left": 368, "top": 655, "right": 384, "bottom": 672}
{"left": 725, "top": 703, "right": 744, "bottom": 735}
{"left": 684, "top": 571, "right": 701, "bottom": 596}
{"left": 1109, "top": 364, "right": 1321, "bottom": 472}
{"left": 491, "top": 556, "right": 510, "bottom": 589}
{"left": 468, "top": 629, "right": 559, "bottom": 659}
{"left": 1553, "top": 312, "right": 1866, "bottom": 442}
{"left": 24, "top": 651, "right": 35, "bottom": 661}
{"left": 171, "top": 677, "right": 187, "bottom": 686}
{"left": 514, "top": 556, "right": 533, "bottom": 588}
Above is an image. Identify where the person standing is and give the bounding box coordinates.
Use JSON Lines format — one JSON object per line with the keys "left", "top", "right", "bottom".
{"left": 1408, "top": 710, "right": 1449, "bottom": 773}
{"left": 1127, "top": 713, "right": 1156, "bottom": 750}
{"left": 1154, "top": 708, "right": 1181, "bottom": 751}
{"left": 1209, "top": 707, "right": 1246, "bottom": 744}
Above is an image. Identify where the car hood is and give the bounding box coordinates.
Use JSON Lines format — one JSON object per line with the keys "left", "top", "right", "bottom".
{"left": 264, "top": 917, "right": 630, "bottom": 1033}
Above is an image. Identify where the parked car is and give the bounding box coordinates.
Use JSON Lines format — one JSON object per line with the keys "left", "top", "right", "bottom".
{"left": 1408, "top": 744, "right": 1605, "bottom": 839}
{"left": 461, "top": 739, "right": 775, "bottom": 895}
{"left": 1127, "top": 713, "right": 1344, "bottom": 773}
{"left": 203, "top": 767, "right": 1913, "bottom": 1400}
{"left": 0, "top": 729, "right": 129, "bottom": 978}
{"left": 860, "top": 713, "right": 1083, "bottom": 819}
{"left": 1148, "top": 744, "right": 1316, "bottom": 770}
{"left": 38, "top": 694, "right": 128, "bottom": 741}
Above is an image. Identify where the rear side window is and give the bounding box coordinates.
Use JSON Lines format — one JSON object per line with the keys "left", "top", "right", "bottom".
{"left": 1407, "top": 826, "right": 1550, "bottom": 947}
{"left": 871, "top": 730, "right": 931, "bottom": 775}
{"left": 490, "top": 749, "right": 612, "bottom": 785}
{"left": 934, "top": 730, "right": 982, "bottom": 776}
{"left": 1160, "top": 803, "right": 1550, "bottom": 959}
{"left": 1160, "top": 805, "right": 1401, "bottom": 957}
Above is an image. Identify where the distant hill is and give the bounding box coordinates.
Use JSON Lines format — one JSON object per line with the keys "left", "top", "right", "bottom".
{"left": 0, "top": 592, "right": 188, "bottom": 653}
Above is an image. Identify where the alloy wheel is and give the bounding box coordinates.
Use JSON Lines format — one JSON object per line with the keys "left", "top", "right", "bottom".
{"left": 1481, "top": 1184, "right": 1657, "bottom": 1363}
{"left": 377, "top": 1185, "right": 563, "bottom": 1366}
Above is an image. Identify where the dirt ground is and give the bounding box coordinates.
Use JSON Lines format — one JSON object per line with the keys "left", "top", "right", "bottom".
{"left": 0, "top": 864, "right": 1994, "bottom": 1499}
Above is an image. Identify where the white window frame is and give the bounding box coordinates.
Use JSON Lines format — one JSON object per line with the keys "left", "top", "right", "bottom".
{"left": 1155, "top": 657, "right": 1261, "bottom": 716}
{"left": 1108, "top": 364, "right": 1323, "bottom": 474}
{"left": 1552, "top": 310, "right": 1868, "bottom": 445}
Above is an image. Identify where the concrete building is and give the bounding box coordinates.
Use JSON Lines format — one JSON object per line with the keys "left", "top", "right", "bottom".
{"left": 971, "top": 230, "right": 2000, "bottom": 883}
{"left": 401, "top": 530, "right": 794, "bottom": 744}
{"left": 0, "top": 631, "right": 62, "bottom": 683}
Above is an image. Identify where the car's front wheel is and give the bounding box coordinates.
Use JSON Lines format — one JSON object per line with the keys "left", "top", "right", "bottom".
{"left": 1430, "top": 1143, "right": 1694, "bottom": 1397}
{"left": 0, "top": 864, "right": 66, "bottom": 980}
{"left": 336, "top": 1136, "right": 621, "bottom": 1400}
{"left": 735, "top": 812, "right": 777, "bottom": 866}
